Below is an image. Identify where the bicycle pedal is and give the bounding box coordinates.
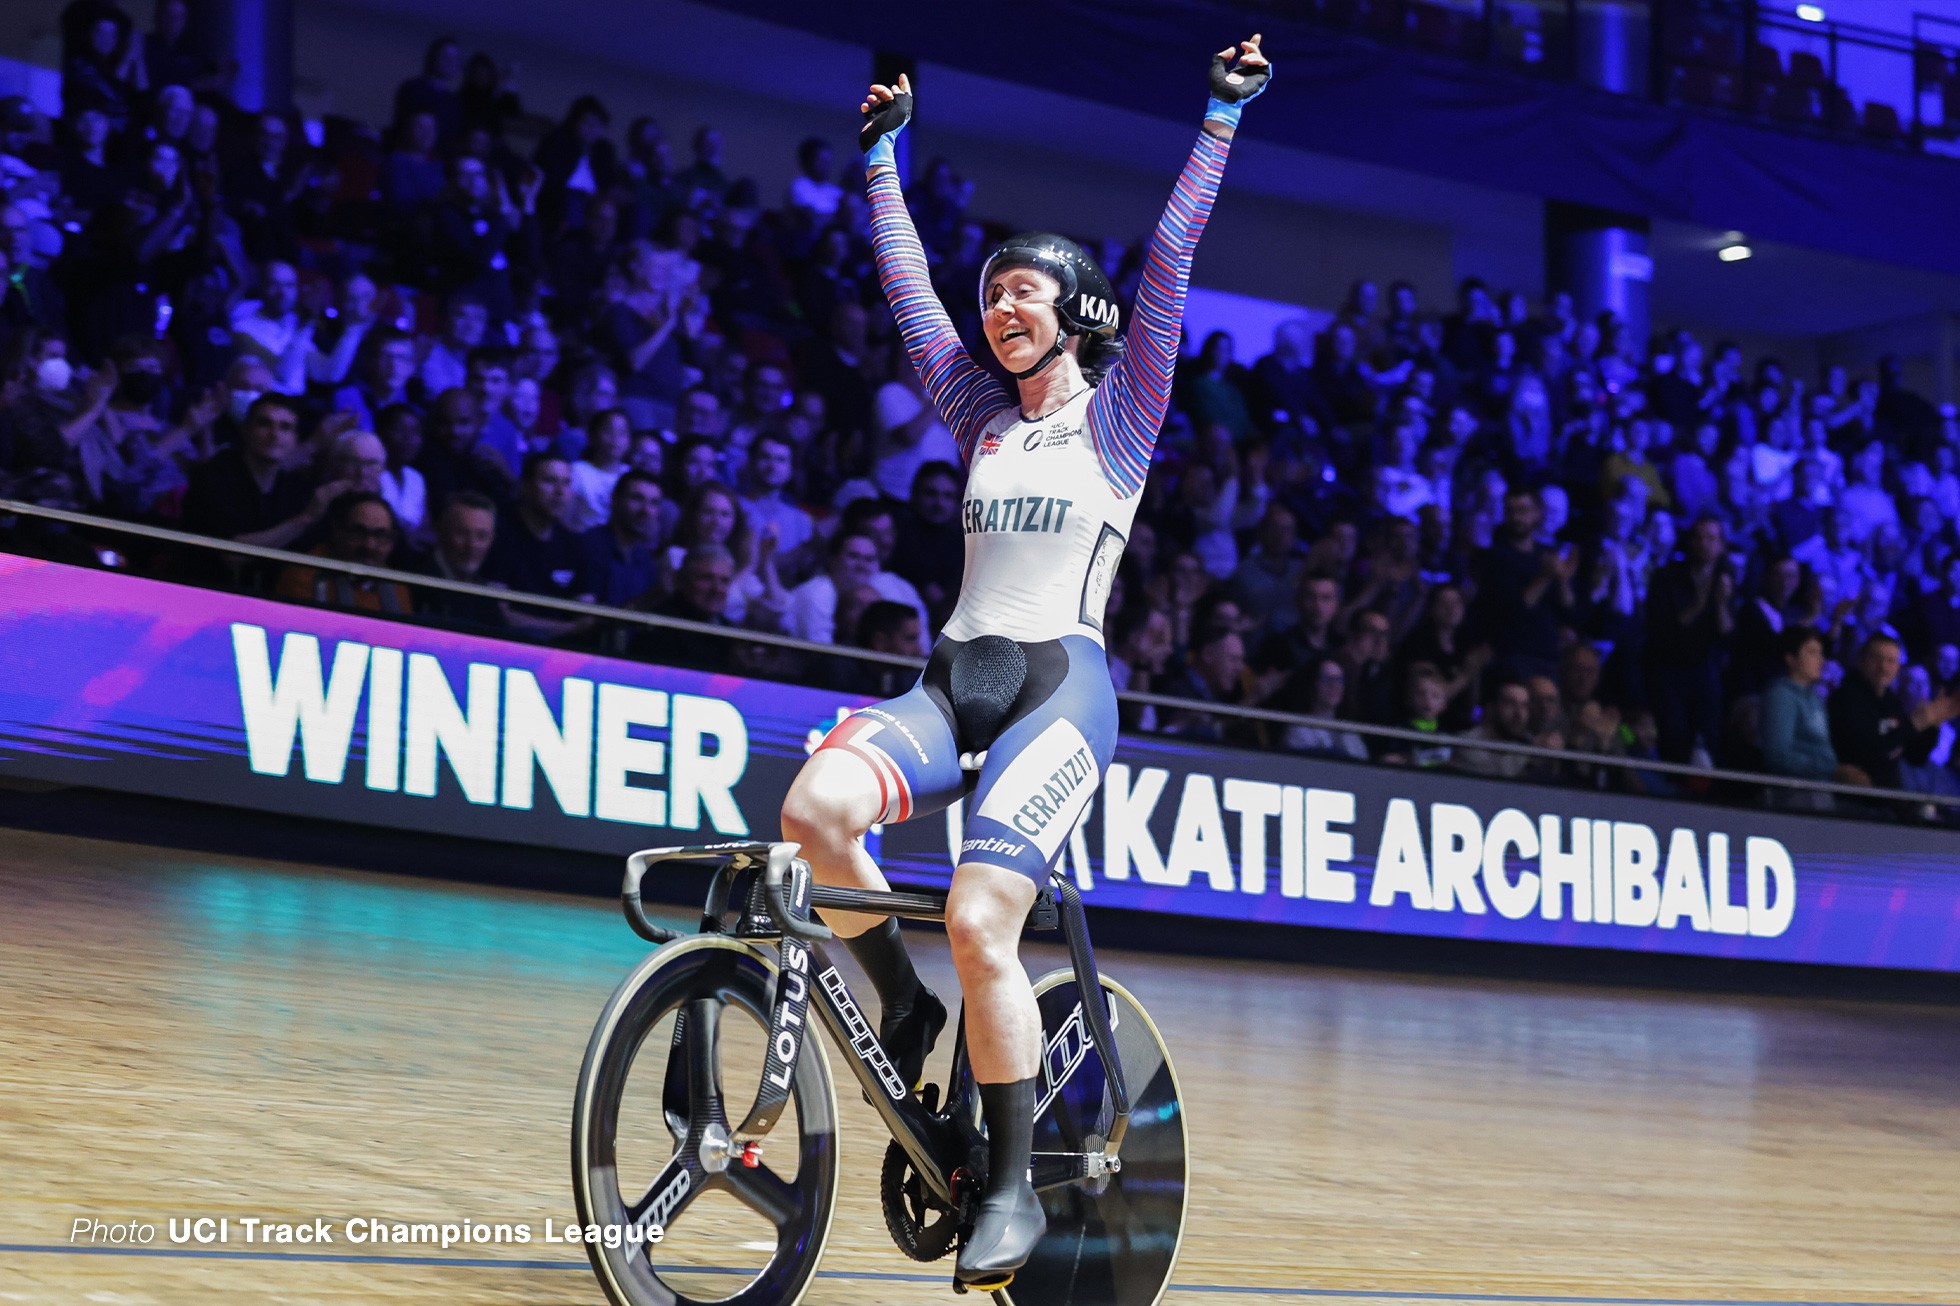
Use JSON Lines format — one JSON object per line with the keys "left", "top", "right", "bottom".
{"left": 953, "top": 1272, "right": 1013, "bottom": 1292}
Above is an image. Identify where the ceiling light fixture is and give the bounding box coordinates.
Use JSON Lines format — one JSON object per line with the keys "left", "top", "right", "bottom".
{"left": 1795, "top": 4, "right": 1826, "bottom": 22}
{"left": 1718, "top": 243, "right": 1753, "bottom": 262}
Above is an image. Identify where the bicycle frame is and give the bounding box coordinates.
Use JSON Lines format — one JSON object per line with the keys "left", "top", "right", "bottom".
{"left": 621, "top": 841, "right": 1133, "bottom": 1206}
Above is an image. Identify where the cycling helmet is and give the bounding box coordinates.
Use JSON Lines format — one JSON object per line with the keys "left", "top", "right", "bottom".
{"left": 978, "top": 232, "right": 1119, "bottom": 378}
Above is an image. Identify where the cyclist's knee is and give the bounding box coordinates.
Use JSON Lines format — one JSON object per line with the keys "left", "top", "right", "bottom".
{"left": 781, "top": 751, "right": 878, "bottom": 851}
{"left": 945, "top": 864, "right": 1034, "bottom": 976}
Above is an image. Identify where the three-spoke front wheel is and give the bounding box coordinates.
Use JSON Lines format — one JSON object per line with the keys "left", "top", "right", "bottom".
{"left": 573, "top": 936, "right": 839, "bottom": 1306}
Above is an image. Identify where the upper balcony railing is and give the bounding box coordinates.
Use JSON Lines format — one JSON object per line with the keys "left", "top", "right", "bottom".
{"left": 1246, "top": 0, "right": 1960, "bottom": 156}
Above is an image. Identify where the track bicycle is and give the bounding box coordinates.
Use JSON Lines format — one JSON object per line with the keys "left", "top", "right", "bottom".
{"left": 571, "top": 840, "right": 1188, "bottom": 1305}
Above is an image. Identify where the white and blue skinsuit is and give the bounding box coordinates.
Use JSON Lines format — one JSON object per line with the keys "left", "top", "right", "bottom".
{"left": 815, "top": 121, "right": 1234, "bottom": 882}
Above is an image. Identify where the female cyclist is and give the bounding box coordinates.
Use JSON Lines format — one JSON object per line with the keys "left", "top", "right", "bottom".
{"left": 780, "top": 34, "right": 1270, "bottom": 1289}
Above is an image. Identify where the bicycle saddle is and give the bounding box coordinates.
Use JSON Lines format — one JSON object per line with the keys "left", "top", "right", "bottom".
{"left": 949, "top": 635, "right": 1025, "bottom": 769}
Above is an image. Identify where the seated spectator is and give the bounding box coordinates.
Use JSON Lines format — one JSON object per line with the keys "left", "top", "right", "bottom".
{"left": 1280, "top": 653, "right": 1369, "bottom": 760}
{"left": 1373, "top": 412, "right": 1433, "bottom": 521}
{"left": 602, "top": 239, "right": 704, "bottom": 433}
{"left": 646, "top": 543, "right": 738, "bottom": 672}
{"left": 871, "top": 377, "right": 959, "bottom": 502}
{"left": 1897, "top": 664, "right": 1960, "bottom": 800}
{"left": 4, "top": 329, "right": 96, "bottom": 483}
{"left": 275, "top": 491, "right": 413, "bottom": 613}
{"left": 741, "top": 432, "right": 815, "bottom": 569}
{"left": 1108, "top": 601, "right": 1176, "bottom": 716}
{"left": 1397, "top": 583, "right": 1488, "bottom": 730}
{"left": 464, "top": 346, "right": 526, "bottom": 477}
{"left": 1375, "top": 663, "right": 1449, "bottom": 767}
{"left": 181, "top": 394, "right": 344, "bottom": 547}
{"left": 667, "top": 482, "right": 786, "bottom": 627}
{"left": 1769, "top": 457, "right": 1827, "bottom": 554}
{"left": 375, "top": 404, "right": 428, "bottom": 538}
{"left": 1453, "top": 679, "right": 1536, "bottom": 779}
{"left": 307, "top": 270, "right": 379, "bottom": 390}
{"left": 566, "top": 407, "right": 631, "bottom": 532}
{"left": 1248, "top": 319, "right": 1326, "bottom": 436}
{"left": 1902, "top": 553, "right": 1960, "bottom": 668}
{"left": 532, "top": 94, "right": 617, "bottom": 234}
{"left": 1338, "top": 608, "right": 1399, "bottom": 735}
{"left": 1829, "top": 633, "right": 1960, "bottom": 792}
{"left": 1230, "top": 504, "right": 1305, "bottom": 638}
{"left": 417, "top": 387, "right": 513, "bottom": 512}
{"left": 1760, "top": 625, "right": 1846, "bottom": 809}
{"left": 325, "top": 430, "right": 388, "bottom": 494}
{"left": 890, "top": 460, "right": 964, "bottom": 633}
{"left": 334, "top": 326, "right": 419, "bottom": 433}
{"left": 546, "top": 194, "right": 621, "bottom": 316}
{"left": 1, "top": 203, "right": 66, "bottom": 341}
{"left": 1258, "top": 570, "right": 1345, "bottom": 707}
{"left": 483, "top": 452, "right": 596, "bottom": 638}
{"left": 1162, "top": 625, "right": 1249, "bottom": 741}
{"left": 1837, "top": 441, "right": 1899, "bottom": 544}
{"left": 582, "top": 469, "right": 665, "bottom": 608}
{"left": 407, "top": 491, "right": 504, "bottom": 629}
{"left": 1185, "top": 331, "right": 1255, "bottom": 444}
{"left": 383, "top": 109, "right": 446, "bottom": 211}
{"left": 94, "top": 334, "right": 217, "bottom": 517}
{"left": 784, "top": 530, "right": 881, "bottom": 644}
{"left": 229, "top": 260, "right": 313, "bottom": 396}
{"left": 838, "top": 598, "right": 923, "bottom": 698}
{"left": 846, "top": 496, "right": 932, "bottom": 627}
{"left": 419, "top": 294, "right": 489, "bottom": 399}
{"left": 787, "top": 136, "right": 843, "bottom": 221}
{"left": 1559, "top": 641, "right": 1621, "bottom": 754}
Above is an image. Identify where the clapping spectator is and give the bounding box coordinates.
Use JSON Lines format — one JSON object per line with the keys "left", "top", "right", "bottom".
{"left": 1646, "top": 514, "right": 1735, "bottom": 764}
{"left": 1829, "top": 633, "right": 1960, "bottom": 793}
{"left": 182, "top": 394, "right": 346, "bottom": 547}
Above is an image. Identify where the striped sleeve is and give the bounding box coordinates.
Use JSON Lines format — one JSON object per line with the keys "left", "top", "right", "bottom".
{"left": 1087, "top": 129, "right": 1232, "bottom": 498}
{"left": 866, "top": 165, "right": 1013, "bottom": 463}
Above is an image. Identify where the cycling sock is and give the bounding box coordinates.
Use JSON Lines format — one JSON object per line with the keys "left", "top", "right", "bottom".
{"left": 844, "top": 917, "right": 943, "bottom": 1090}
{"left": 979, "top": 1076, "right": 1037, "bottom": 1194}
{"left": 843, "top": 916, "right": 921, "bottom": 1010}
{"left": 957, "top": 1076, "right": 1045, "bottom": 1285}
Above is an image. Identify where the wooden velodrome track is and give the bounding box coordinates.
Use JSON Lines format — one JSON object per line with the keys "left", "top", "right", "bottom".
{"left": 1, "top": 825, "right": 1957, "bottom": 1305}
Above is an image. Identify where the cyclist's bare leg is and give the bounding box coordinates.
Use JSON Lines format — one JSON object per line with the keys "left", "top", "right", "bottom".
{"left": 944, "top": 862, "right": 1040, "bottom": 1081}
{"left": 781, "top": 749, "right": 948, "bottom": 1090}
{"left": 779, "top": 749, "right": 889, "bottom": 938}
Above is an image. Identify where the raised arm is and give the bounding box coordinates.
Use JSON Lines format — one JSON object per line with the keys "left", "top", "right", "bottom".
{"left": 862, "top": 76, "right": 1012, "bottom": 463}
{"left": 1089, "top": 36, "right": 1269, "bottom": 498}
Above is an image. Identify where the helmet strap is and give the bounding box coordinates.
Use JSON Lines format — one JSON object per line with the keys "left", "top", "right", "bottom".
{"left": 1008, "top": 332, "right": 1070, "bottom": 381}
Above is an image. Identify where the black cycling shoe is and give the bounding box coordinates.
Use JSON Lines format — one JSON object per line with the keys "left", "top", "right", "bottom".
{"left": 880, "top": 984, "right": 947, "bottom": 1093}
{"left": 954, "top": 1177, "right": 1045, "bottom": 1289}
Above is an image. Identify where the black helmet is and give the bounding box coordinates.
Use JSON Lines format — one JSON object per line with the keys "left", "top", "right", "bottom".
{"left": 978, "top": 232, "right": 1120, "bottom": 343}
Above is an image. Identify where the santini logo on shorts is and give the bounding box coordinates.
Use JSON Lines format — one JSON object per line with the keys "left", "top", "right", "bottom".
{"left": 962, "top": 836, "right": 1027, "bottom": 859}
{"left": 975, "top": 719, "right": 1099, "bottom": 861}
{"left": 964, "top": 496, "right": 1073, "bottom": 534}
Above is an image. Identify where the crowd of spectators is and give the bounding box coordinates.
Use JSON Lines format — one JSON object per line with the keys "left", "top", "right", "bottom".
{"left": 5, "top": 2, "right": 1960, "bottom": 814}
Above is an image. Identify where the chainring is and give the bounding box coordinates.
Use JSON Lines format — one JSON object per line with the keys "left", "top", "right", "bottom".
{"left": 879, "top": 1140, "right": 961, "bottom": 1262}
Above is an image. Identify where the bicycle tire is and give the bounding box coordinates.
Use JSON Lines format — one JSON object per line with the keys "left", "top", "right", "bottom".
{"left": 997, "top": 969, "right": 1188, "bottom": 1306}
{"left": 573, "top": 935, "right": 840, "bottom": 1306}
